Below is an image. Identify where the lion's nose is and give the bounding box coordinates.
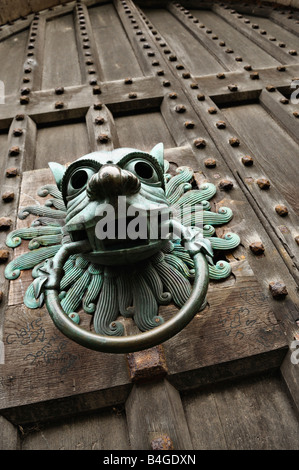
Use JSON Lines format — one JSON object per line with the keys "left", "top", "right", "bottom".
{"left": 87, "top": 164, "right": 141, "bottom": 200}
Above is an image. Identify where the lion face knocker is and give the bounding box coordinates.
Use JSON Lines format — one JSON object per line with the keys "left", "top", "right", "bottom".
{"left": 5, "top": 144, "right": 240, "bottom": 353}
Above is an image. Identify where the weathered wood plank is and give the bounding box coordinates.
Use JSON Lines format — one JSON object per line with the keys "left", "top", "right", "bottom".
{"left": 182, "top": 372, "right": 299, "bottom": 450}
{"left": 21, "top": 406, "right": 130, "bottom": 450}
{"left": 213, "top": 4, "right": 299, "bottom": 65}
{"left": 270, "top": 10, "right": 299, "bottom": 37}
{"left": 0, "top": 415, "right": 20, "bottom": 450}
{"left": 125, "top": 379, "right": 193, "bottom": 450}
{"left": 86, "top": 104, "right": 119, "bottom": 152}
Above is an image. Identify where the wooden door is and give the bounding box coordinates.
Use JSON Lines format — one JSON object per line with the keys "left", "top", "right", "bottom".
{"left": 0, "top": 0, "right": 299, "bottom": 450}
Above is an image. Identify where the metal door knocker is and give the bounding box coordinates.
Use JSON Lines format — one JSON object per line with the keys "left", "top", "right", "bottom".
{"left": 5, "top": 143, "right": 240, "bottom": 353}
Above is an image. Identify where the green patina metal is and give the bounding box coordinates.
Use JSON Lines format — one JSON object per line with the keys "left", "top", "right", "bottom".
{"left": 5, "top": 143, "right": 240, "bottom": 353}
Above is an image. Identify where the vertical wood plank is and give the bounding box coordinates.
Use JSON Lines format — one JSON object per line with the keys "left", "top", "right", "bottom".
{"left": 0, "top": 416, "right": 20, "bottom": 450}
{"left": 86, "top": 104, "right": 119, "bottom": 151}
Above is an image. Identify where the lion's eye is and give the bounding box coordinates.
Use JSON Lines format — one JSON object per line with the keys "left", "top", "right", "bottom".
{"left": 67, "top": 168, "right": 96, "bottom": 197}
{"left": 124, "top": 159, "right": 160, "bottom": 185}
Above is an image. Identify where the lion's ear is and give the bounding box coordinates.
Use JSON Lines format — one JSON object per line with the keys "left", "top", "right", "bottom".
{"left": 150, "top": 143, "right": 164, "bottom": 169}
{"left": 48, "top": 162, "right": 66, "bottom": 189}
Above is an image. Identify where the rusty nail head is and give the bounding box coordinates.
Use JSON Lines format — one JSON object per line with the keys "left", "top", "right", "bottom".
{"left": 0, "top": 249, "right": 10, "bottom": 262}
{"left": 20, "top": 87, "right": 30, "bottom": 95}
{"left": 151, "top": 435, "right": 174, "bottom": 451}
{"left": 235, "top": 56, "right": 243, "bottom": 62}
{"left": 24, "top": 67, "right": 32, "bottom": 74}
{"left": 182, "top": 72, "right": 190, "bottom": 79}
{"left": 147, "top": 51, "right": 155, "bottom": 57}
{"left": 293, "top": 111, "right": 299, "bottom": 118}
{"left": 194, "top": 138, "right": 206, "bottom": 148}
{"left": 226, "top": 48, "right": 234, "bottom": 53}
{"left": 162, "top": 80, "right": 171, "bottom": 87}
{"left": 212, "top": 35, "right": 218, "bottom": 40}
{"left": 277, "top": 65, "right": 286, "bottom": 72}
{"left": 176, "top": 64, "right": 184, "bottom": 70}
{"left": 289, "top": 50, "right": 297, "bottom": 55}
{"left": 2, "top": 191, "right": 15, "bottom": 202}
{"left": 16, "top": 114, "right": 25, "bottom": 121}
{"left": 252, "top": 23, "right": 259, "bottom": 28}
{"left": 257, "top": 178, "right": 270, "bottom": 189}
{"left": 275, "top": 204, "right": 288, "bottom": 216}
{"left": 152, "top": 60, "right": 159, "bottom": 66}
{"left": 279, "top": 42, "right": 286, "bottom": 47}
{"left": 204, "top": 158, "right": 216, "bottom": 168}
{"left": 168, "top": 92, "right": 177, "bottom": 99}
{"left": 249, "top": 241, "right": 265, "bottom": 255}
{"left": 95, "top": 116, "right": 105, "bottom": 125}
{"left": 126, "top": 345, "right": 168, "bottom": 383}
{"left": 208, "top": 107, "right": 217, "bottom": 114}
{"left": 23, "top": 77, "right": 30, "bottom": 83}
{"left": 269, "top": 36, "right": 276, "bottom": 41}
{"left": 197, "top": 93, "right": 205, "bottom": 101}
{"left": 216, "top": 120, "right": 226, "bottom": 129}
{"left": 244, "top": 64, "right": 252, "bottom": 71}
{"left": 241, "top": 155, "right": 254, "bottom": 166}
{"left": 217, "top": 73, "right": 226, "bottom": 79}
{"left": 55, "top": 87, "right": 64, "bottom": 95}
{"left": 266, "top": 85, "right": 276, "bottom": 92}
{"left": 175, "top": 104, "right": 186, "bottom": 113}
{"left": 190, "top": 82, "right": 198, "bottom": 89}
{"left": 169, "top": 54, "right": 177, "bottom": 61}
{"left": 269, "top": 281, "right": 288, "bottom": 299}
{"left": 219, "top": 179, "right": 234, "bottom": 191}
{"left": 228, "top": 84, "right": 238, "bottom": 91}
{"left": 129, "top": 92, "right": 137, "bottom": 99}
{"left": 219, "top": 41, "right": 226, "bottom": 46}
{"left": 20, "top": 95, "right": 30, "bottom": 105}
{"left": 93, "top": 102, "right": 103, "bottom": 110}
{"left": 9, "top": 146, "right": 20, "bottom": 156}
{"left": 55, "top": 101, "right": 64, "bottom": 109}
{"left": 229, "top": 137, "right": 240, "bottom": 147}
{"left": 124, "top": 78, "right": 133, "bottom": 84}
{"left": 157, "top": 70, "right": 164, "bottom": 76}
{"left": 6, "top": 167, "right": 18, "bottom": 177}
{"left": 86, "top": 59, "right": 94, "bottom": 65}
{"left": 13, "top": 128, "right": 23, "bottom": 137}
{"left": 0, "top": 217, "right": 12, "bottom": 231}
{"left": 260, "top": 29, "right": 267, "bottom": 34}
{"left": 250, "top": 72, "right": 259, "bottom": 79}
{"left": 97, "top": 134, "right": 110, "bottom": 143}
{"left": 93, "top": 85, "right": 101, "bottom": 95}
{"left": 184, "top": 121, "right": 195, "bottom": 129}
{"left": 89, "top": 79, "right": 97, "bottom": 86}
{"left": 280, "top": 98, "right": 289, "bottom": 104}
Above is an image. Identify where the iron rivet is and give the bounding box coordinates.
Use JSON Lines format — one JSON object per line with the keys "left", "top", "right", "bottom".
{"left": 275, "top": 204, "right": 288, "bottom": 216}
{"left": 241, "top": 155, "right": 254, "bottom": 166}
{"left": 9, "top": 146, "right": 20, "bottom": 156}
{"left": 269, "top": 281, "right": 288, "bottom": 299}
{"left": 244, "top": 64, "right": 252, "bottom": 71}
{"left": 176, "top": 64, "right": 184, "bottom": 70}
{"left": 95, "top": 116, "right": 105, "bottom": 125}
{"left": 89, "top": 79, "right": 97, "bottom": 86}
{"left": 235, "top": 56, "right": 243, "bottom": 62}
{"left": 6, "top": 167, "right": 18, "bottom": 177}
{"left": 225, "top": 48, "right": 234, "bottom": 53}
{"left": 260, "top": 29, "right": 267, "bottom": 34}
{"left": 20, "top": 96, "right": 29, "bottom": 105}
{"left": 229, "top": 137, "right": 240, "bottom": 147}
{"left": 93, "top": 85, "right": 101, "bottom": 95}
{"left": 250, "top": 72, "right": 259, "bottom": 80}
{"left": 157, "top": 70, "right": 164, "bottom": 76}
{"left": 280, "top": 98, "right": 289, "bottom": 104}
{"left": 168, "top": 92, "right": 177, "bottom": 99}
{"left": 277, "top": 65, "right": 286, "bottom": 71}
{"left": 94, "top": 102, "right": 103, "bottom": 110}
{"left": 212, "top": 35, "right": 218, "bottom": 40}
{"left": 204, "top": 158, "right": 216, "bottom": 168}
{"left": 293, "top": 111, "right": 299, "bottom": 118}
{"left": 279, "top": 42, "right": 286, "bottom": 47}
{"left": 97, "top": 134, "right": 110, "bottom": 143}
{"left": 163, "top": 49, "right": 171, "bottom": 54}
{"left": 0, "top": 250, "right": 10, "bottom": 262}
{"left": 244, "top": 19, "right": 250, "bottom": 23}
{"left": 124, "top": 78, "right": 133, "bottom": 84}
{"left": 199, "top": 23, "right": 205, "bottom": 28}
{"left": 13, "top": 128, "right": 23, "bottom": 137}
{"left": 129, "top": 92, "right": 137, "bottom": 99}
{"left": 168, "top": 54, "right": 177, "bottom": 61}
{"left": 228, "top": 84, "right": 238, "bottom": 91}
{"left": 152, "top": 60, "right": 160, "bottom": 66}
{"left": 219, "top": 41, "right": 226, "bottom": 46}
{"left": 269, "top": 36, "right": 276, "bottom": 41}
{"left": 184, "top": 121, "right": 195, "bottom": 129}
{"left": 266, "top": 85, "right": 276, "bottom": 92}
{"left": 175, "top": 104, "right": 186, "bottom": 113}
{"left": 289, "top": 50, "right": 297, "bottom": 55}
{"left": 206, "top": 29, "right": 212, "bottom": 34}
{"left": 55, "top": 87, "right": 64, "bottom": 95}
{"left": 24, "top": 67, "right": 32, "bottom": 74}
{"left": 218, "top": 179, "right": 234, "bottom": 191}
{"left": 208, "top": 107, "right": 217, "bottom": 114}
{"left": 252, "top": 23, "right": 259, "bottom": 29}
{"left": 2, "top": 191, "right": 14, "bottom": 202}
{"left": 194, "top": 138, "right": 207, "bottom": 149}
{"left": 15, "top": 114, "right": 25, "bottom": 121}
{"left": 190, "top": 83, "right": 198, "bottom": 89}
{"left": 217, "top": 73, "right": 226, "bottom": 79}
{"left": 162, "top": 80, "right": 171, "bottom": 87}
{"left": 182, "top": 72, "right": 190, "bottom": 79}
{"left": 147, "top": 51, "right": 155, "bottom": 57}
{"left": 257, "top": 178, "right": 270, "bottom": 189}
{"left": 55, "top": 101, "right": 64, "bottom": 109}
{"left": 197, "top": 94, "right": 205, "bottom": 101}
{"left": 249, "top": 241, "right": 265, "bottom": 255}
{"left": 216, "top": 120, "right": 226, "bottom": 129}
